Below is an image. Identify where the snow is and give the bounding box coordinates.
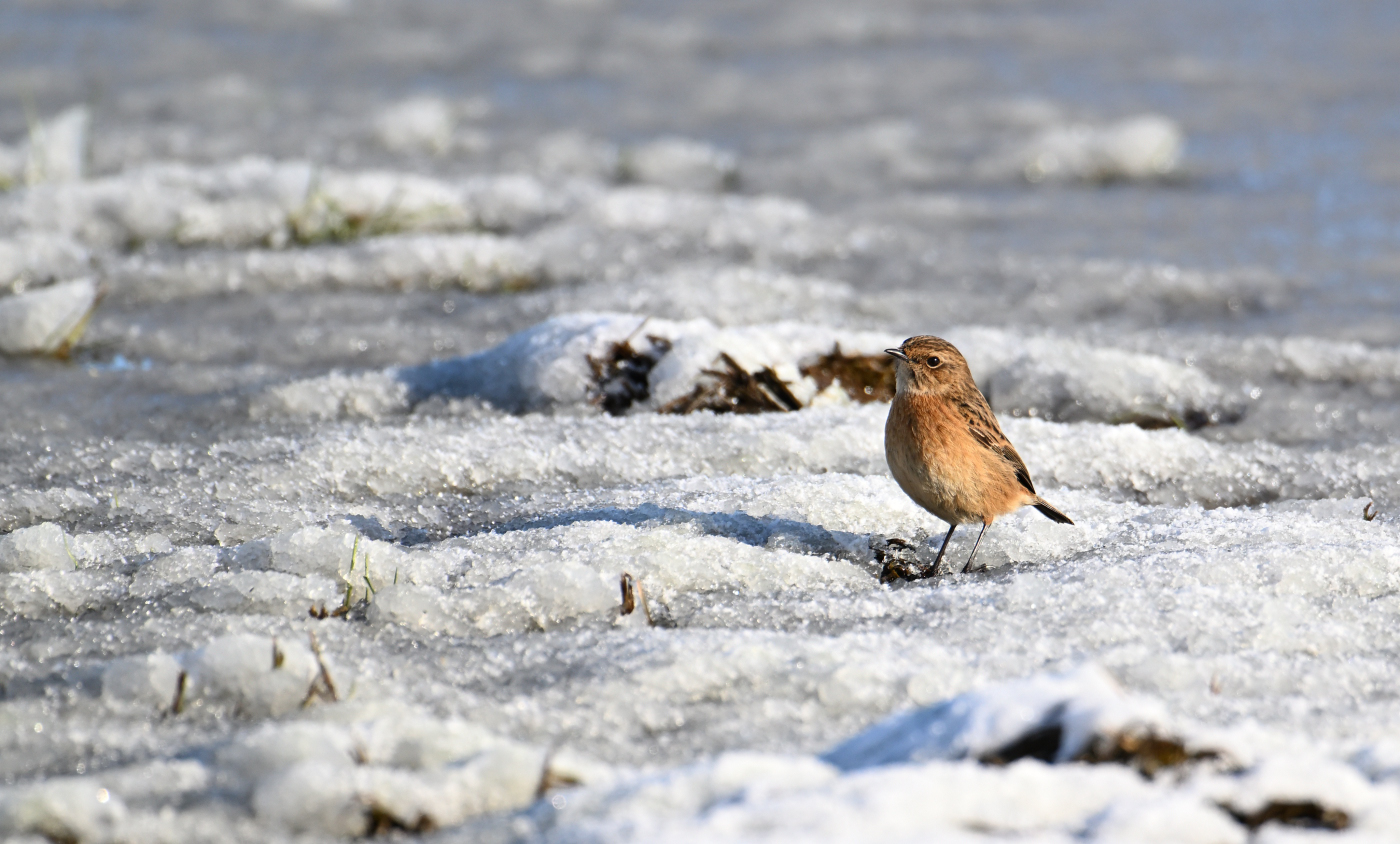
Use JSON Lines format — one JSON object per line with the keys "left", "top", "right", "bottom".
{"left": 5, "top": 4, "right": 1400, "bottom": 843}
{"left": 374, "top": 95, "right": 457, "bottom": 155}
{"left": 621, "top": 137, "right": 740, "bottom": 192}
{"left": 1019, "top": 115, "right": 1185, "bottom": 183}
{"left": 822, "top": 665, "right": 1170, "bottom": 769}
{"left": 0, "top": 277, "right": 98, "bottom": 355}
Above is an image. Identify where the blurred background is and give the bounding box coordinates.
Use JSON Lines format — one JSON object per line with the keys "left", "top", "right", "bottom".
{"left": 4, "top": 0, "right": 1399, "bottom": 325}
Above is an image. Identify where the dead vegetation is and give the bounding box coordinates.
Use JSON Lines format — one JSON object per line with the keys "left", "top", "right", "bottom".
{"left": 1075, "top": 731, "right": 1219, "bottom": 778}
{"left": 584, "top": 340, "right": 899, "bottom": 417}
{"left": 168, "top": 671, "right": 188, "bottom": 716}
{"left": 1364, "top": 500, "right": 1378, "bottom": 521}
{"left": 365, "top": 803, "right": 436, "bottom": 836}
{"left": 800, "top": 344, "right": 896, "bottom": 403}
{"left": 871, "top": 536, "right": 930, "bottom": 584}
{"left": 979, "top": 723, "right": 1221, "bottom": 781}
{"left": 309, "top": 536, "right": 377, "bottom": 620}
{"left": 619, "top": 572, "right": 676, "bottom": 627}
{"left": 587, "top": 327, "right": 673, "bottom": 415}
{"left": 301, "top": 631, "right": 340, "bottom": 707}
{"left": 659, "top": 353, "right": 802, "bottom": 414}
{"left": 1225, "top": 801, "right": 1350, "bottom": 831}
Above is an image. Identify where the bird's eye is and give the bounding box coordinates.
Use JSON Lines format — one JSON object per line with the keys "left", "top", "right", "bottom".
{"left": 927, "top": 356, "right": 941, "bottom": 368}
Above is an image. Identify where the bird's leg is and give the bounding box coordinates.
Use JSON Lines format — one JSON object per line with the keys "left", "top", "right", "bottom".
{"left": 961, "top": 522, "right": 991, "bottom": 573}
{"left": 923, "top": 523, "right": 958, "bottom": 578}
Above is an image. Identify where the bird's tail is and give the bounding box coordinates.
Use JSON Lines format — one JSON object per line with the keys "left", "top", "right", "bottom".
{"left": 1033, "top": 497, "right": 1074, "bottom": 525}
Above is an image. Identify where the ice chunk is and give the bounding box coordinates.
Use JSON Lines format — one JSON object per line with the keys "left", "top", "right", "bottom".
{"left": 1353, "top": 740, "right": 1400, "bottom": 783}
{"left": 135, "top": 533, "right": 174, "bottom": 555}
{"left": 291, "top": 169, "right": 473, "bottom": 241}
{"left": 182, "top": 634, "right": 321, "bottom": 718}
{"left": 267, "top": 520, "right": 408, "bottom": 587}
{"left": 174, "top": 198, "right": 288, "bottom": 248}
{"left": 0, "top": 570, "right": 127, "bottom": 617}
{"left": 250, "top": 369, "right": 409, "bottom": 421}
{"left": 822, "top": 665, "right": 1170, "bottom": 771}
{"left": 588, "top": 186, "right": 839, "bottom": 263}
{"left": 0, "top": 233, "right": 90, "bottom": 295}
{"left": 0, "top": 522, "right": 75, "bottom": 571}
{"left": 10, "top": 159, "right": 568, "bottom": 251}
{"left": 101, "top": 652, "right": 183, "bottom": 711}
{"left": 23, "top": 106, "right": 90, "bottom": 185}
{"left": 251, "top": 743, "right": 547, "bottom": 834}
{"left": 0, "top": 278, "right": 98, "bottom": 356}
{"left": 372, "top": 518, "right": 870, "bottom": 637}
{"left": 545, "top": 752, "right": 1146, "bottom": 840}
{"left": 181, "top": 570, "right": 341, "bottom": 616}
{"left": 226, "top": 232, "right": 544, "bottom": 295}
{"left": 1200, "top": 754, "right": 1375, "bottom": 824}
{"left": 97, "top": 759, "right": 210, "bottom": 807}
{"left": 1021, "top": 115, "right": 1184, "bottom": 182}
{"left": 621, "top": 137, "right": 739, "bottom": 192}
{"left": 0, "top": 777, "right": 126, "bottom": 844}
{"left": 129, "top": 546, "right": 219, "bottom": 599}
{"left": 0, "top": 488, "right": 97, "bottom": 534}
{"left": 393, "top": 312, "right": 697, "bottom": 412}
{"left": 214, "top": 722, "right": 359, "bottom": 786}
{"left": 951, "top": 328, "right": 1243, "bottom": 428}
{"left": 1085, "top": 794, "right": 1245, "bottom": 843}
{"left": 548, "top": 753, "right": 837, "bottom": 836}
{"left": 462, "top": 172, "right": 575, "bottom": 232}
{"left": 374, "top": 95, "right": 456, "bottom": 154}
{"left": 534, "top": 130, "right": 620, "bottom": 180}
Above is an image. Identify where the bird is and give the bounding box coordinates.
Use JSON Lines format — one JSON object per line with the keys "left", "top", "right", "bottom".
{"left": 883, "top": 335, "right": 1073, "bottom": 579}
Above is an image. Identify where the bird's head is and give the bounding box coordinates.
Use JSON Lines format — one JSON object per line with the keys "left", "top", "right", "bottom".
{"left": 885, "top": 335, "right": 972, "bottom": 396}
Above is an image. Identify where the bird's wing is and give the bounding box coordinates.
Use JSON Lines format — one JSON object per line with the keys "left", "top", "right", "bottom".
{"left": 956, "top": 392, "right": 1036, "bottom": 496}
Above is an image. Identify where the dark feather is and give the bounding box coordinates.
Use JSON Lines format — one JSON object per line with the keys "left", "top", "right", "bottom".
{"left": 1035, "top": 500, "right": 1075, "bottom": 525}
{"left": 955, "top": 393, "right": 1036, "bottom": 496}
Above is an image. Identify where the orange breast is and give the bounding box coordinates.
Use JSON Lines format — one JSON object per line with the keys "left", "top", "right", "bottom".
{"left": 884, "top": 394, "right": 1029, "bottom": 524}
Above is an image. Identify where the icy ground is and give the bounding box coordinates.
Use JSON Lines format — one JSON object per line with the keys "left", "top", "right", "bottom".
{"left": 5, "top": 0, "right": 1400, "bottom": 842}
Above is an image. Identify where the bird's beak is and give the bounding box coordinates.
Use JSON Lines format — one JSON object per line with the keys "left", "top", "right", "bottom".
{"left": 885, "top": 348, "right": 909, "bottom": 362}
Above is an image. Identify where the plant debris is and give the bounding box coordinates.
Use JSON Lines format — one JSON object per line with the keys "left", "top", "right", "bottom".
{"left": 1224, "top": 801, "right": 1350, "bottom": 831}
{"left": 1076, "top": 731, "right": 1219, "bottom": 778}
{"left": 872, "top": 536, "right": 930, "bottom": 583}
{"left": 168, "top": 670, "right": 188, "bottom": 716}
{"left": 1364, "top": 501, "right": 1378, "bottom": 521}
{"left": 587, "top": 327, "right": 673, "bottom": 415}
{"left": 619, "top": 572, "right": 676, "bottom": 628}
{"left": 301, "top": 631, "right": 340, "bottom": 707}
{"left": 1115, "top": 409, "right": 1215, "bottom": 431}
{"left": 979, "top": 724, "right": 1218, "bottom": 780}
{"left": 536, "top": 754, "right": 584, "bottom": 799}
{"left": 660, "top": 352, "right": 802, "bottom": 414}
{"left": 800, "top": 344, "right": 897, "bottom": 403}
{"left": 366, "top": 803, "right": 436, "bottom": 836}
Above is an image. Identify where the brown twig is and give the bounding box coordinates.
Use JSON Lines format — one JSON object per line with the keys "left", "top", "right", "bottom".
{"left": 619, "top": 572, "right": 657, "bottom": 626}
{"left": 169, "top": 670, "right": 188, "bottom": 716}
{"left": 302, "top": 631, "right": 340, "bottom": 707}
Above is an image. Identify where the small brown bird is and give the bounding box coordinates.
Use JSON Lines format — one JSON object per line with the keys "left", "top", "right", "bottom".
{"left": 884, "top": 335, "right": 1073, "bottom": 578}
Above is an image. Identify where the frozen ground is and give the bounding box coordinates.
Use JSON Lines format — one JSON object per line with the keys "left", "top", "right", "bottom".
{"left": 4, "top": 0, "right": 1400, "bottom": 841}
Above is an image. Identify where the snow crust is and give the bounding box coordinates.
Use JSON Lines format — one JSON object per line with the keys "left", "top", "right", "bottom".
{"left": 0, "top": 277, "right": 98, "bottom": 355}
{"left": 255, "top": 313, "right": 1243, "bottom": 430}
{"left": 5, "top": 21, "right": 1400, "bottom": 844}
{"left": 1018, "top": 115, "right": 1185, "bottom": 183}
{"left": 823, "top": 665, "right": 1169, "bottom": 769}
